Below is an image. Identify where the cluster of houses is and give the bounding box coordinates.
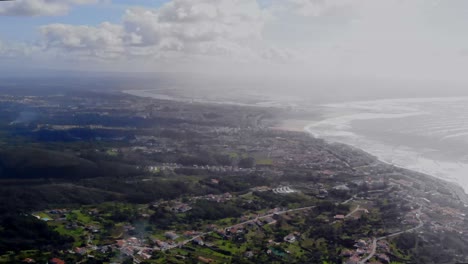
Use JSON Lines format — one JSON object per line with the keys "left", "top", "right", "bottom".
{"left": 250, "top": 186, "right": 272, "bottom": 192}
{"left": 147, "top": 162, "right": 254, "bottom": 174}
{"left": 22, "top": 257, "right": 68, "bottom": 264}
{"left": 193, "top": 192, "right": 233, "bottom": 203}
{"left": 169, "top": 202, "right": 192, "bottom": 213}
{"left": 342, "top": 239, "right": 371, "bottom": 264}
{"left": 272, "top": 186, "right": 297, "bottom": 194}
{"left": 147, "top": 163, "right": 181, "bottom": 172}
{"left": 192, "top": 165, "right": 250, "bottom": 173}
{"left": 283, "top": 232, "right": 299, "bottom": 243}
{"left": 343, "top": 239, "right": 392, "bottom": 264}
{"left": 116, "top": 237, "right": 153, "bottom": 262}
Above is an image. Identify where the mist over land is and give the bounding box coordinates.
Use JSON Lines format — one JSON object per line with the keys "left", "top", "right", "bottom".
{"left": 3, "top": 0, "right": 468, "bottom": 262}
{"left": 78, "top": 71, "right": 468, "bottom": 193}
{"left": 5, "top": 72, "right": 468, "bottom": 194}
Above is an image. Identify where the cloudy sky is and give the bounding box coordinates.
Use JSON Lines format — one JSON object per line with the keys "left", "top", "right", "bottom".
{"left": 2, "top": 0, "right": 468, "bottom": 84}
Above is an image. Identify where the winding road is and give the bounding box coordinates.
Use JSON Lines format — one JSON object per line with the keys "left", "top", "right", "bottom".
{"left": 165, "top": 197, "right": 425, "bottom": 264}
{"left": 359, "top": 206, "right": 423, "bottom": 264}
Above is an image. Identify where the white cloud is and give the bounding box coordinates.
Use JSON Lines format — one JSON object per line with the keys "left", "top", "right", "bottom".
{"left": 7, "top": 0, "right": 468, "bottom": 82}
{"left": 121, "top": 0, "right": 270, "bottom": 57}
{"left": 40, "top": 22, "right": 125, "bottom": 59}
{"left": 0, "top": 0, "right": 101, "bottom": 16}
{"left": 0, "top": 39, "right": 37, "bottom": 58}
{"left": 38, "top": 0, "right": 288, "bottom": 65}
{"left": 261, "top": 46, "right": 295, "bottom": 62}
{"left": 285, "top": 0, "right": 356, "bottom": 17}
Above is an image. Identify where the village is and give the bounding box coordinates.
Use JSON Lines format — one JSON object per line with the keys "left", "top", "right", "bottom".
{"left": 0, "top": 91, "right": 467, "bottom": 263}
{"left": 28, "top": 164, "right": 468, "bottom": 264}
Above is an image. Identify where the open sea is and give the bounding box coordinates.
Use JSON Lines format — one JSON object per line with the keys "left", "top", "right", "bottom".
{"left": 306, "top": 97, "right": 468, "bottom": 193}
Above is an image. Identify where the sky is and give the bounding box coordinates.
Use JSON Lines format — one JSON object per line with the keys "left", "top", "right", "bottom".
{"left": 2, "top": 0, "right": 468, "bottom": 86}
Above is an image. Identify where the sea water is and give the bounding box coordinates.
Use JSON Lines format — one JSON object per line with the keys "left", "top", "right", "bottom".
{"left": 306, "top": 97, "right": 468, "bottom": 193}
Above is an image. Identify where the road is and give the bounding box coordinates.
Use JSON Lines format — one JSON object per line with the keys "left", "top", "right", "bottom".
{"left": 345, "top": 205, "right": 360, "bottom": 218}
{"left": 359, "top": 238, "right": 376, "bottom": 264}
{"left": 166, "top": 205, "right": 316, "bottom": 250}
{"left": 359, "top": 207, "right": 423, "bottom": 263}
{"left": 342, "top": 196, "right": 355, "bottom": 204}
{"left": 341, "top": 191, "right": 382, "bottom": 205}
{"left": 378, "top": 207, "right": 423, "bottom": 240}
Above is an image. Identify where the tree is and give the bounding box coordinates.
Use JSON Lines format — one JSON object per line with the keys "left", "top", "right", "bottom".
{"left": 238, "top": 157, "right": 255, "bottom": 168}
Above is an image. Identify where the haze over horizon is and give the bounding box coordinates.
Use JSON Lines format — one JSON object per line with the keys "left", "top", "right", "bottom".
{"left": 2, "top": 0, "right": 468, "bottom": 96}
{"left": 3, "top": 2, "right": 468, "bottom": 263}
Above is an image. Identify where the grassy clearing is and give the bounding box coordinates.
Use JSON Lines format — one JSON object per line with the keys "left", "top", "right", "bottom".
{"left": 106, "top": 149, "right": 118, "bottom": 156}
{"left": 53, "top": 224, "right": 86, "bottom": 247}
{"left": 256, "top": 158, "right": 274, "bottom": 166}
{"left": 66, "top": 210, "right": 93, "bottom": 224}
{"left": 33, "top": 212, "right": 51, "bottom": 220}
{"left": 286, "top": 243, "right": 305, "bottom": 256}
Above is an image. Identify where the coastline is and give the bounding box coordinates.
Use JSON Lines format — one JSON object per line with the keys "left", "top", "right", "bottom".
{"left": 275, "top": 117, "right": 468, "bottom": 201}
{"left": 271, "top": 119, "right": 314, "bottom": 132}
{"left": 123, "top": 90, "right": 468, "bottom": 200}
{"left": 302, "top": 96, "right": 468, "bottom": 195}
{"left": 123, "top": 89, "right": 275, "bottom": 107}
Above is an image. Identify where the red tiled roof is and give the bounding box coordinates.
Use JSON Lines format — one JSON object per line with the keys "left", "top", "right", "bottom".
{"left": 334, "top": 214, "right": 345, "bottom": 219}
{"left": 49, "top": 258, "right": 65, "bottom": 264}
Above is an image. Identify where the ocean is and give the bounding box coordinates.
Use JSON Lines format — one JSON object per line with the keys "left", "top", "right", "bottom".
{"left": 124, "top": 88, "right": 468, "bottom": 193}
{"left": 306, "top": 97, "right": 468, "bottom": 193}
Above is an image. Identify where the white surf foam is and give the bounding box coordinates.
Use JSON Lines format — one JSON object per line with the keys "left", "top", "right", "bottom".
{"left": 306, "top": 96, "right": 468, "bottom": 192}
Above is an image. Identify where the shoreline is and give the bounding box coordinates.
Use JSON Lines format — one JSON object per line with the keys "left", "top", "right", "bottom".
{"left": 302, "top": 96, "right": 468, "bottom": 195}
{"left": 123, "top": 90, "right": 468, "bottom": 199}
{"left": 123, "top": 89, "right": 281, "bottom": 108}
{"left": 271, "top": 119, "right": 315, "bottom": 132}
{"left": 274, "top": 117, "right": 468, "bottom": 200}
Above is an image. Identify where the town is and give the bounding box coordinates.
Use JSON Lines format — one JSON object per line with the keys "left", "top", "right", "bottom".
{"left": 0, "top": 89, "right": 467, "bottom": 263}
